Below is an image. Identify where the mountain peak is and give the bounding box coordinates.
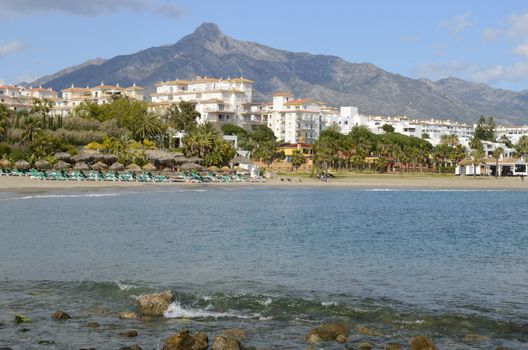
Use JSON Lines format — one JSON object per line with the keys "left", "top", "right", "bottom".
{"left": 191, "top": 22, "right": 223, "bottom": 39}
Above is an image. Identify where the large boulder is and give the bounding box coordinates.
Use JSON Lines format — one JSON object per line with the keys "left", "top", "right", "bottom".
{"left": 162, "top": 330, "right": 208, "bottom": 350}
{"left": 211, "top": 336, "right": 241, "bottom": 350}
{"left": 306, "top": 323, "right": 349, "bottom": 344}
{"left": 119, "top": 330, "right": 138, "bottom": 337}
{"left": 137, "top": 290, "right": 174, "bottom": 316}
{"left": 220, "top": 328, "right": 246, "bottom": 340}
{"left": 357, "top": 326, "right": 381, "bottom": 337}
{"left": 409, "top": 336, "right": 438, "bottom": 350}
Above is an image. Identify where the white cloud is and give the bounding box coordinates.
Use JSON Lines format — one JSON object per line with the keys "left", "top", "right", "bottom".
{"left": 439, "top": 12, "right": 472, "bottom": 35}
{"left": 14, "top": 72, "right": 38, "bottom": 84}
{"left": 0, "top": 0, "right": 183, "bottom": 19}
{"left": 0, "top": 40, "right": 24, "bottom": 58}
{"left": 411, "top": 61, "right": 528, "bottom": 84}
{"left": 507, "top": 10, "right": 528, "bottom": 37}
{"left": 513, "top": 42, "right": 528, "bottom": 58}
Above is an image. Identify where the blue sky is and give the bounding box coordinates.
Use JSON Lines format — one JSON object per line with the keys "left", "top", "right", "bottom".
{"left": 1, "top": 0, "right": 528, "bottom": 91}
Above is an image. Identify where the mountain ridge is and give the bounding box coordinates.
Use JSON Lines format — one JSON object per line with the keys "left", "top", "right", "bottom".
{"left": 34, "top": 23, "right": 528, "bottom": 125}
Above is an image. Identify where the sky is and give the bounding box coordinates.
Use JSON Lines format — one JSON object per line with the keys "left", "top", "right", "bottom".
{"left": 1, "top": 0, "right": 528, "bottom": 91}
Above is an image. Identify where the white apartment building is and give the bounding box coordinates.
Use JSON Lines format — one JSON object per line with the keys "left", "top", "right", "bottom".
{"left": 54, "top": 83, "right": 145, "bottom": 117}
{"left": 150, "top": 76, "right": 253, "bottom": 126}
{"left": 0, "top": 85, "right": 58, "bottom": 111}
{"left": 496, "top": 125, "right": 528, "bottom": 144}
{"left": 265, "top": 92, "right": 323, "bottom": 143}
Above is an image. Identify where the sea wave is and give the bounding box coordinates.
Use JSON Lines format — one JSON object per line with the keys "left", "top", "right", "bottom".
{"left": 0, "top": 193, "right": 121, "bottom": 201}
{"left": 163, "top": 301, "right": 268, "bottom": 320}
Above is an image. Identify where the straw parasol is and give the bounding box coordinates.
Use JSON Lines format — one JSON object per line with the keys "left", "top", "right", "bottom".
{"left": 173, "top": 156, "right": 188, "bottom": 164}
{"left": 142, "top": 163, "right": 157, "bottom": 172}
{"left": 161, "top": 167, "right": 173, "bottom": 175}
{"left": 54, "top": 160, "right": 71, "bottom": 170}
{"left": 34, "top": 160, "right": 51, "bottom": 170}
{"left": 221, "top": 166, "right": 231, "bottom": 172}
{"left": 73, "top": 162, "right": 90, "bottom": 171}
{"left": 14, "top": 160, "right": 30, "bottom": 170}
{"left": 208, "top": 166, "right": 220, "bottom": 172}
{"left": 126, "top": 163, "right": 141, "bottom": 172}
{"left": 109, "top": 162, "right": 125, "bottom": 171}
{"left": 0, "top": 159, "right": 12, "bottom": 169}
{"left": 54, "top": 152, "right": 72, "bottom": 162}
{"left": 145, "top": 150, "right": 175, "bottom": 165}
{"left": 91, "top": 162, "right": 108, "bottom": 171}
{"left": 186, "top": 157, "right": 203, "bottom": 164}
{"left": 180, "top": 163, "right": 203, "bottom": 171}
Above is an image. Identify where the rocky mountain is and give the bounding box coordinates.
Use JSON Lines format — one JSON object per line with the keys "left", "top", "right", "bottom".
{"left": 32, "top": 58, "right": 106, "bottom": 87}
{"left": 35, "top": 23, "right": 528, "bottom": 125}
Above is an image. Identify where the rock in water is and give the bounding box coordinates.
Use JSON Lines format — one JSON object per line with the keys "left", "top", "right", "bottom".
{"left": 358, "top": 342, "right": 374, "bottom": 350}
{"left": 162, "top": 330, "right": 209, "bottom": 350}
{"left": 463, "top": 333, "right": 489, "bottom": 342}
{"left": 357, "top": 326, "right": 381, "bottom": 337}
{"left": 220, "top": 328, "right": 246, "bottom": 340}
{"left": 137, "top": 290, "right": 174, "bottom": 316}
{"left": 385, "top": 343, "right": 402, "bottom": 350}
{"left": 85, "top": 322, "right": 100, "bottom": 328}
{"left": 119, "top": 330, "right": 138, "bottom": 337}
{"left": 51, "top": 311, "right": 71, "bottom": 320}
{"left": 119, "top": 311, "right": 138, "bottom": 319}
{"left": 211, "top": 336, "right": 241, "bottom": 350}
{"left": 14, "top": 314, "right": 31, "bottom": 324}
{"left": 410, "top": 336, "right": 438, "bottom": 350}
{"left": 306, "top": 323, "right": 349, "bottom": 344}
{"left": 119, "top": 346, "right": 142, "bottom": 350}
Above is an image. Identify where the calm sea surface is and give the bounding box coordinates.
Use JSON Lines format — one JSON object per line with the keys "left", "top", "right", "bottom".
{"left": 0, "top": 187, "right": 527, "bottom": 349}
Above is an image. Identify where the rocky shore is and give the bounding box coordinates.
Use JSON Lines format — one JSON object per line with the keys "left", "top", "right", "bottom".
{"left": 1, "top": 291, "right": 517, "bottom": 350}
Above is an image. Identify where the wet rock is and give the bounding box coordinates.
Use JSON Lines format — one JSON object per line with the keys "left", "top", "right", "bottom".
{"left": 357, "top": 326, "right": 381, "bottom": 337}
{"left": 14, "top": 314, "right": 31, "bottom": 323}
{"left": 119, "top": 311, "right": 138, "bottom": 320}
{"left": 211, "top": 336, "right": 241, "bottom": 350}
{"left": 119, "top": 346, "right": 142, "bottom": 350}
{"left": 85, "top": 322, "right": 100, "bottom": 328}
{"left": 52, "top": 311, "right": 71, "bottom": 320}
{"left": 0, "top": 348, "right": 14, "bottom": 350}
{"left": 37, "top": 340, "right": 55, "bottom": 345}
{"left": 358, "top": 342, "right": 374, "bottom": 350}
{"left": 495, "top": 347, "right": 514, "bottom": 350}
{"left": 19, "top": 328, "right": 30, "bottom": 332}
{"left": 119, "top": 330, "right": 138, "bottom": 337}
{"left": 137, "top": 290, "right": 174, "bottom": 316}
{"left": 409, "top": 336, "right": 438, "bottom": 350}
{"left": 220, "top": 328, "right": 246, "bottom": 340}
{"left": 79, "top": 348, "right": 96, "bottom": 350}
{"left": 385, "top": 343, "right": 402, "bottom": 350}
{"left": 162, "top": 330, "right": 208, "bottom": 350}
{"left": 306, "top": 323, "right": 349, "bottom": 344}
{"left": 463, "top": 333, "right": 489, "bottom": 342}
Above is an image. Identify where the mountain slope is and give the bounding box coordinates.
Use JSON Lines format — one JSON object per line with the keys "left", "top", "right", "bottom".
{"left": 36, "top": 23, "right": 528, "bottom": 124}
{"left": 32, "top": 58, "right": 106, "bottom": 86}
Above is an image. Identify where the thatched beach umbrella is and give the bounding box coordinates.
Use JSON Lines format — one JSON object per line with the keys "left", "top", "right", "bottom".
{"left": 54, "top": 160, "right": 71, "bottom": 170}
{"left": 34, "top": 160, "right": 51, "bottom": 170}
{"left": 14, "top": 160, "right": 30, "bottom": 170}
{"left": 0, "top": 159, "right": 12, "bottom": 169}
{"left": 145, "top": 150, "right": 175, "bottom": 165}
{"left": 142, "top": 163, "right": 157, "bottom": 172}
{"left": 173, "top": 156, "right": 188, "bottom": 164}
{"left": 208, "top": 166, "right": 220, "bottom": 172}
{"left": 221, "top": 166, "right": 231, "bottom": 172}
{"left": 109, "top": 162, "right": 125, "bottom": 171}
{"left": 186, "top": 157, "right": 203, "bottom": 164}
{"left": 161, "top": 167, "right": 173, "bottom": 175}
{"left": 73, "top": 162, "right": 90, "bottom": 171}
{"left": 91, "top": 162, "right": 108, "bottom": 171}
{"left": 180, "top": 163, "right": 203, "bottom": 171}
{"left": 54, "top": 152, "right": 72, "bottom": 162}
{"left": 126, "top": 163, "right": 141, "bottom": 173}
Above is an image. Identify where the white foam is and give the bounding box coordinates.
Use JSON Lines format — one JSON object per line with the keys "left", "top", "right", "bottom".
{"left": 116, "top": 281, "right": 138, "bottom": 291}
{"left": 321, "top": 301, "right": 339, "bottom": 307}
{"left": 257, "top": 297, "right": 272, "bottom": 306}
{"left": 1, "top": 193, "right": 120, "bottom": 201}
{"left": 163, "top": 301, "right": 265, "bottom": 320}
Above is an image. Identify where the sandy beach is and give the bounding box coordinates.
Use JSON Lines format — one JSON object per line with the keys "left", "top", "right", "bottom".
{"left": 1, "top": 174, "right": 528, "bottom": 193}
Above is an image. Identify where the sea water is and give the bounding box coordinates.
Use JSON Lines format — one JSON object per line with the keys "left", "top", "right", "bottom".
{"left": 0, "top": 187, "right": 527, "bottom": 349}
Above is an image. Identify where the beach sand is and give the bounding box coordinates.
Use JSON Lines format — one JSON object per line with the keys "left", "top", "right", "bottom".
{"left": 1, "top": 174, "right": 528, "bottom": 193}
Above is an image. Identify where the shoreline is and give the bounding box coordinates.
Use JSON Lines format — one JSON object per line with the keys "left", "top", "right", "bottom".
{"left": 2, "top": 174, "right": 528, "bottom": 193}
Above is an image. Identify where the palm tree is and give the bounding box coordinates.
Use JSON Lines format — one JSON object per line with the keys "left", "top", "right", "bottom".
{"left": 492, "top": 146, "right": 504, "bottom": 178}
{"left": 440, "top": 133, "right": 459, "bottom": 147}
{"left": 469, "top": 148, "right": 486, "bottom": 178}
